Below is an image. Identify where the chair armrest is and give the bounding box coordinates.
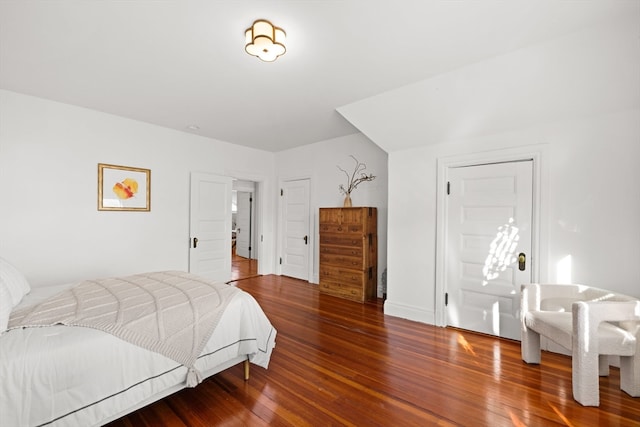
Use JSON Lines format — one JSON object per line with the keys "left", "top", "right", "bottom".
{"left": 522, "top": 283, "right": 588, "bottom": 313}
{"left": 521, "top": 284, "right": 541, "bottom": 315}
{"left": 573, "top": 300, "right": 640, "bottom": 341}
{"left": 538, "top": 284, "right": 592, "bottom": 299}
{"left": 575, "top": 300, "right": 640, "bottom": 323}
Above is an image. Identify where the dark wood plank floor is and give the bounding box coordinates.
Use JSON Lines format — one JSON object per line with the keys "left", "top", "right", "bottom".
{"left": 228, "top": 249, "right": 258, "bottom": 283}
{"left": 107, "top": 275, "right": 640, "bottom": 426}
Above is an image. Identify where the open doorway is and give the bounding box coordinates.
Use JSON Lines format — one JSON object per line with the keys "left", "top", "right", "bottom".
{"left": 230, "top": 181, "right": 259, "bottom": 282}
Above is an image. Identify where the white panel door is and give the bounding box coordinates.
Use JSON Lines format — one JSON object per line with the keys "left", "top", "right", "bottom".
{"left": 446, "top": 161, "right": 533, "bottom": 340}
{"left": 189, "top": 173, "right": 232, "bottom": 283}
{"left": 236, "top": 191, "right": 252, "bottom": 259}
{"left": 281, "top": 179, "right": 310, "bottom": 280}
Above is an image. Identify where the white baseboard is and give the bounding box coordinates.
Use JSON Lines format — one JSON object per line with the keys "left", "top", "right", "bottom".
{"left": 383, "top": 300, "right": 436, "bottom": 325}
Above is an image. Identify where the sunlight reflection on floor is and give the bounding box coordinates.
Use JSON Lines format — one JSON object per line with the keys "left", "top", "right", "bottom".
{"left": 548, "top": 402, "right": 576, "bottom": 427}
{"left": 457, "top": 333, "right": 477, "bottom": 357}
{"left": 508, "top": 410, "right": 527, "bottom": 427}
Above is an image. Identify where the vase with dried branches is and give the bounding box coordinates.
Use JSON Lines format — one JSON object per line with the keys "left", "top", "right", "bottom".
{"left": 337, "top": 155, "right": 376, "bottom": 207}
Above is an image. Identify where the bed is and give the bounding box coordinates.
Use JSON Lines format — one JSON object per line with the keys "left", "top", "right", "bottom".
{"left": 0, "top": 260, "right": 277, "bottom": 427}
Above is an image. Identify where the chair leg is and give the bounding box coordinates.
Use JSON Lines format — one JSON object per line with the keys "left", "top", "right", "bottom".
{"left": 598, "top": 355, "right": 609, "bottom": 376}
{"left": 521, "top": 328, "right": 541, "bottom": 364}
{"left": 620, "top": 354, "right": 640, "bottom": 397}
{"left": 572, "top": 345, "right": 600, "bottom": 406}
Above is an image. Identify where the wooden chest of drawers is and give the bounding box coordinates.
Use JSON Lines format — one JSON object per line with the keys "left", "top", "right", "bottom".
{"left": 319, "top": 207, "right": 377, "bottom": 302}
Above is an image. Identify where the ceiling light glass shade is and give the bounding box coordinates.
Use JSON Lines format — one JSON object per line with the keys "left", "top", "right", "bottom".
{"left": 245, "top": 20, "right": 286, "bottom": 62}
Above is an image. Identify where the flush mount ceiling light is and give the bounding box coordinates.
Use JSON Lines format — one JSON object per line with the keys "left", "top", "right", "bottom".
{"left": 245, "top": 19, "right": 286, "bottom": 62}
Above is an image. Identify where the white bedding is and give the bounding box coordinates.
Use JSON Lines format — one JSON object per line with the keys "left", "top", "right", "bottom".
{"left": 0, "top": 281, "right": 277, "bottom": 427}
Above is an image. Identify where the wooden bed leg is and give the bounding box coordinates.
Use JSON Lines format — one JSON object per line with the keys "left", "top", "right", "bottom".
{"left": 243, "top": 359, "right": 250, "bottom": 381}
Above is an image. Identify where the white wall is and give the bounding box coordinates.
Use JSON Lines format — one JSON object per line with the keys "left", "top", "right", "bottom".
{"left": 0, "top": 90, "right": 276, "bottom": 287}
{"left": 338, "top": 15, "right": 640, "bottom": 153}
{"left": 275, "top": 133, "right": 388, "bottom": 293}
{"left": 384, "top": 109, "right": 640, "bottom": 323}
{"left": 336, "top": 16, "right": 640, "bottom": 323}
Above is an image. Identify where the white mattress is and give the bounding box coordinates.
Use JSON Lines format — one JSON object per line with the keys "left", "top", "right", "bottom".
{"left": 0, "top": 283, "right": 276, "bottom": 427}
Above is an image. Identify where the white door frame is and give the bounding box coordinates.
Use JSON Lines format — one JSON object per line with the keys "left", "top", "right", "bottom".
{"left": 434, "top": 145, "right": 546, "bottom": 327}
{"left": 225, "top": 170, "right": 270, "bottom": 275}
{"left": 277, "top": 174, "right": 314, "bottom": 281}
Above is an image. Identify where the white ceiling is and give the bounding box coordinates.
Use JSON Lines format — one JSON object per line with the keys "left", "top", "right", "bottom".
{"left": 0, "top": 1, "right": 636, "bottom": 152}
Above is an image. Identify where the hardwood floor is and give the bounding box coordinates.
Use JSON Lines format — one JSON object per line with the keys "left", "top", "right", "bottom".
{"left": 229, "top": 249, "right": 258, "bottom": 283}
{"left": 107, "top": 275, "right": 640, "bottom": 426}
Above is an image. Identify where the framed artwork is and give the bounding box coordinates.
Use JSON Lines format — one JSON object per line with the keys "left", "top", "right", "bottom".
{"left": 98, "top": 163, "right": 151, "bottom": 211}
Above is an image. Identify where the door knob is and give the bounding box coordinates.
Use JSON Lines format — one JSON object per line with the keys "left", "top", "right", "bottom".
{"left": 518, "top": 252, "right": 526, "bottom": 271}
{"left": 304, "top": 235, "right": 308, "bottom": 245}
{"left": 193, "top": 237, "right": 198, "bottom": 248}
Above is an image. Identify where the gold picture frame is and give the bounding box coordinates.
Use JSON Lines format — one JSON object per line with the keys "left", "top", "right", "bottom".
{"left": 98, "top": 163, "right": 151, "bottom": 211}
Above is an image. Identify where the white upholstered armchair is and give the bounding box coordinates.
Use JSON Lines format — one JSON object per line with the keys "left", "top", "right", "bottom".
{"left": 521, "top": 283, "right": 640, "bottom": 406}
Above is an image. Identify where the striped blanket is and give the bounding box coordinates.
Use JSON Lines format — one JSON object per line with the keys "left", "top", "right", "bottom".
{"left": 9, "top": 271, "right": 239, "bottom": 387}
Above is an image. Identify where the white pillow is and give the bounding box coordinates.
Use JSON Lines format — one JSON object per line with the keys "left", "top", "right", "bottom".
{"left": 0, "top": 281, "right": 11, "bottom": 333}
{"left": 0, "top": 257, "right": 31, "bottom": 307}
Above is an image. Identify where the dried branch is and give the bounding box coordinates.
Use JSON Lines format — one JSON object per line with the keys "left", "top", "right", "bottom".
{"left": 337, "top": 155, "right": 376, "bottom": 195}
